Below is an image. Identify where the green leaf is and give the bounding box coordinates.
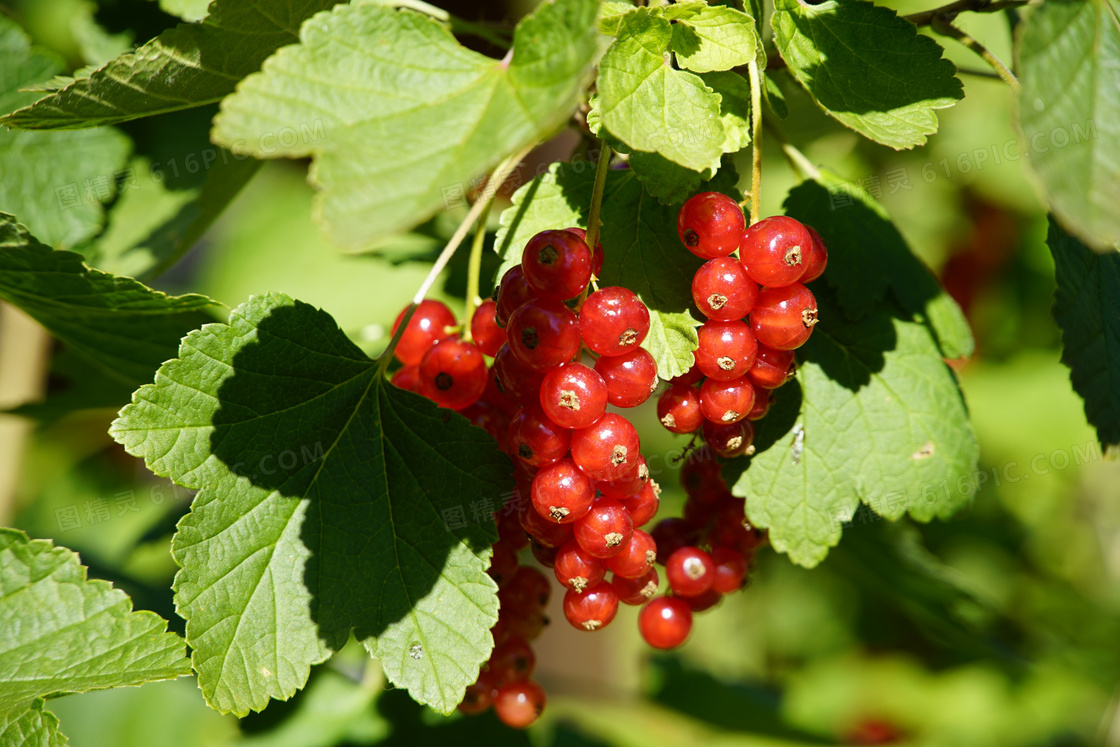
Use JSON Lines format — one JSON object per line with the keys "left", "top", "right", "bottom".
{"left": 597, "top": 10, "right": 725, "bottom": 172}
{"left": 771, "top": 0, "right": 962, "bottom": 150}
{"left": 159, "top": 0, "right": 213, "bottom": 22}
{"left": 786, "top": 178, "right": 974, "bottom": 359}
{"left": 494, "top": 162, "right": 743, "bottom": 379}
{"left": 0, "top": 18, "right": 129, "bottom": 248}
{"left": 0, "top": 214, "right": 220, "bottom": 388}
{"left": 211, "top": 0, "right": 599, "bottom": 249}
{"left": 599, "top": 1, "right": 637, "bottom": 35}
{"left": 0, "top": 0, "right": 348, "bottom": 130}
{"left": 0, "top": 702, "right": 66, "bottom": 747}
{"left": 1017, "top": 0, "right": 1120, "bottom": 250}
{"left": 698, "top": 70, "right": 752, "bottom": 152}
{"left": 109, "top": 293, "right": 512, "bottom": 716}
{"left": 71, "top": 2, "right": 133, "bottom": 67}
{"left": 668, "top": 4, "right": 759, "bottom": 74}
{"left": 725, "top": 182, "right": 978, "bottom": 567}
{"left": 0, "top": 528, "right": 192, "bottom": 718}
{"left": 1048, "top": 216, "right": 1120, "bottom": 447}
{"left": 629, "top": 152, "right": 708, "bottom": 206}
{"left": 237, "top": 671, "right": 388, "bottom": 747}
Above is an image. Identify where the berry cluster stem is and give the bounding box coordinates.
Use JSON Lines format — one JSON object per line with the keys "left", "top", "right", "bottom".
{"left": 930, "top": 17, "right": 1021, "bottom": 91}
{"left": 377, "top": 144, "right": 533, "bottom": 375}
{"left": 747, "top": 58, "right": 764, "bottom": 226}
{"left": 578, "top": 141, "right": 613, "bottom": 309}
{"left": 463, "top": 196, "right": 495, "bottom": 341}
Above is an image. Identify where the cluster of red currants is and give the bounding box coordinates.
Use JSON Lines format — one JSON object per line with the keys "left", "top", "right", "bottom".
{"left": 657, "top": 192, "right": 827, "bottom": 457}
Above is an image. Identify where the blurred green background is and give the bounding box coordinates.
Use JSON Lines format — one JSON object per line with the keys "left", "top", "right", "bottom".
{"left": 0, "top": 0, "right": 1117, "bottom": 745}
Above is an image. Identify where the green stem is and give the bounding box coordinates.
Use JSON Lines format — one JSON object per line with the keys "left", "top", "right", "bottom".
{"left": 376, "top": 144, "right": 533, "bottom": 376}
{"left": 462, "top": 197, "right": 494, "bottom": 341}
{"left": 747, "top": 59, "right": 764, "bottom": 225}
{"left": 931, "top": 17, "right": 1021, "bottom": 91}
{"left": 577, "top": 142, "right": 613, "bottom": 309}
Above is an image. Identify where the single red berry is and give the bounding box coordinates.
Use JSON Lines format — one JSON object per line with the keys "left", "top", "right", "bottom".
{"left": 521, "top": 229, "right": 593, "bottom": 301}
{"left": 508, "top": 405, "right": 571, "bottom": 468}
{"left": 679, "top": 453, "right": 725, "bottom": 497}
{"left": 488, "top": 635, "right": 536, "bottom": 686}
{"left": 691, "top": 257, "right": 758, "bottom": 321}
{"left": 531, "top": 458, "right": 595, "bottom": 524}
{"left": 749, "top": 344, "right": 796, "bottom": 389}
{"left": 800, "top": 226, "right": 829, "bottom": 283}
{"left": 580, "top": 287, "right": 650, "bottom": 357}
{"left": 519, "top": 504, "right": 574, "bottom": 548}
{"left": 564, "top": 227, "right": 604, "bottom": 277}
{"left": 571, "top": 413, "right": 641, "bottom": 481}
{"left": 683, "top": 588, "right": 722, "bottom": 612}
{"left": 498, "top": 566, "right": 552, "bottom": 613}
{"left": 497, "top": 509, "right": 530, "bottom": 550}
{"left": 488, "top": 540, "right": 520, "bottom": 587}
{"left": 470, "top": 299, "right": 507, "bottom": 357}
{"left": 677, "top": 192, "right": 745, "bottom": 259}
{"left": 459, "top": 668, "right": 500, "bottom": 714}
{"left": 553, "top": 539, "right": 606, "bottom": 593}
{"left": 695, "top": 320, "right": 758, "bottom": 381}
{"left": 739, "top": 215, "right": 812, "bottom": 288}
{"left": 665, "top": 546, "right": 715, "bottom": 597}
{"left": 506, "top": 609, "right": 549, "bottom": 642}
{"left": 494, "top": 679, "right": 546, "bottom": 729}
{"left": 391, "top": 365, "right": 422, "bottom": 393}
{"left": 650, "top": 517, "right": 700, "bottom": 565}
{"left": 710, "top": 546, "right": 747, "bottom": 594}
{"left": 671, "top": 364, "right": 705, "bottom": 387}
{"left": 606, "top": 529, "right": 657, "bottom": 579}
{"left": 495, "top": 266, "right": 534, "bottom": 328}
{"left": 639, "top": 596, "right": 693, "bottom": 649}
{"left": 492, "top": 344, "right": 546, "bottom": 404}
{"left": 747, "top": 389, "right": 771, "bottom": 420}
{"left": 699, "top": 376, "right": 756, "bottom": 424}
{"left": 461, "top": 399, "right": 511, "bottom": 449}
{"left": 619, "top": 478, "right": 660, "bottom": 527}
{"left": 750, "top": 283, "right": 819, "bottom": 350}
{"left": 530, "top": 539, "right": 559, "bottom": 567}
{"left": 594, "top": 347, "right": 658, "bottom": 408}
{"left": 418, "top": 339, "right": 488, "bottom": 410}
{"left": 507, "top": 300, "right": 582, "bottom": 370}
{"left": 539, "top": 363, "right": 608, "bottom": 429}
{"left": 574, "top": 497, "right": 634, "bottom": 559}
{"left": 491, "top": 615, "right": 511, "bottom": 647}
{"left": 682, "top": 495, "right": 717, "bottom": 530}
{"left": 562, "top": 580, "right": 619, "bottom": 631}
{"left": 391, "top": 300, "right": 456, "bottom": 366}
{"left": 596, "top": 456, "right": 650, "bottom": 500}
{"left": 702, "top": 419, "right": 755, "bottom": 459}
{"left": 613, "top": 568, "right": 660, "bottom": 605}
{"left": 657, "top": 383, "right": 703, "bottom": 434}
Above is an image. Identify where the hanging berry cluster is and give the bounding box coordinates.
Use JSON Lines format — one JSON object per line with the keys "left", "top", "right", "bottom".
{"left": 658, "top": 192, "right": 827, "bottom": 457}
{"left": 385, "top": 191, "right": 827, "bottom": 730}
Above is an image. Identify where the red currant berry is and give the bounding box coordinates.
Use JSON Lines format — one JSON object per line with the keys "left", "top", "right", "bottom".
{"left": 563, "top": 227, "right": 604, "bottom": 277}
{"left": 470, "top": 299, "right": 507, "bottom": 357}
{"left": 459, "top": 668, "right": 500, "bottom": 714}
{"left": 533, "top": 540, "right": 560, "bottom": 568}
{"left": 539, "top": 363, "right": 607, "bottom": 429}
{"left": 750, "top": 283, "right": 819, "bottom": 350}
{"left": 739, "top": 215, "right": 812, "bottom": 288}
{"left": 495, "top": 266, "right": 534, "bottom": 328}
{"left": 488, "top": 540, "right": 520, "bottom": 587}
{"left": 553, "top": 539, "right": 606, "bottom": 593}
{"left": 747, "top": 389, "right": 771, "bottom": 420}
{"left": 562, "top": 580, "right": 619, "bottom": 631}
{"left": 492, "top": 344, "right": 546, "bottom": 404}
{"left": 606, "top": 529, "right": 657, "bottom": 579}
{"left": 683, "top": 588, "right": 722, "bottom": 612}
{"left": 665, "top": 546, "right": 715, "bottom": 597}
{"left": 695, "top": 320, "right": 758, "bottom": 381}
{"left": 595, "top": 456, "right": 650, "bottom": 500}
{"left": 508, "top": 405, "right": 571, "bottom": 468}
{"left": 519, "top": 504, "right": 574, "bottom": 548}
{"left": 507, "top": 300, "right": 581, "bottom": 370}
{"left": 682, "top": 495, "right": 717, "bottom": 530}
{"left": 650, "top": 517, "right": 700, "bottom": 565}
{"left": 691, "top": 257, "right": 758, "bottom": 320}
{"left": 580, "top": 287, "right": 650, "bottom": 357}
{"left": 702, "top": 419, "right": 755, "bottom": 458}
{"left": 391, "top": 365, "right": 421, "bottom": 393}
{"left": 699, "top": 376, "right": 756, "bottom": 424}
{"left": 521, "top": 229, "right": 593, "bottom": 301}
{"left": 488, "top": 635, "right": 536, "bottom": 686}
{"left": 710, "top": 546, "right": 747, "bottom": 594}
{"left": 574, "top": 497, "right": 634, "bottom": 559}
{"left": 671, "top": 364, "right": 705, "bottom": 387}
{"left": 418, "top": 339, "right": 488, "bottom": 410}
{"left": 619, "top": 478, "right": 660, "bottom": 528}
{"left": 531, "top": 458, "right": 595, "bottom": 524}
{"left": 497, "top": 509, "right": 530, "bottom": 550}
{"left": 461, "top": 399, "right": 511, "bottom": 449}
{"left": 657, "top": 383, "right": 703, "bottom": 434}
{"left": 498, "top": 566, "right": 552, "bottom": 613}
{"left": 507, "top": 609, "right": 549, "bottom": 642}
{"left": 491, "top": 616, "right": 511, "bottom": 647}
{"left": 749, "top": 344, "right": 796, "bottom": 389}
{"left": 679, "top": 453, "right": 725, "bottom": 497}
{"left": 494, "top": 680, "right": 546, "bottom": 728}
{"left": 391, "top": 300, "right": 456, "bottom": 366}
{"left": 800, "top": 226, "right": 828, "bottom": 283}
{"left": 613, "top": 568, "right": 660, "bottom": 605}
{"left": 571, "top": 413, "right": 641, "bottom": 481}
{"left": 677, "top": 192, "right": 745, "bottom": 259}
{"left": 594, "top": 347, "right": 658, "bottom": 408}
{"left": 639, "top": 596, "right": 693, "bottom": 650}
